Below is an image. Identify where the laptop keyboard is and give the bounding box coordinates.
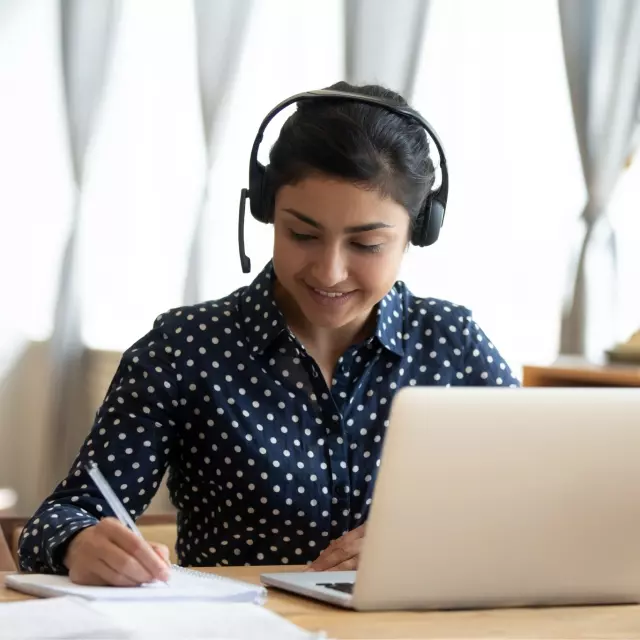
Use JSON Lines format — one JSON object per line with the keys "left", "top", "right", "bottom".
{"left": 318, "top": 582, "right": 354, "bottom": 594}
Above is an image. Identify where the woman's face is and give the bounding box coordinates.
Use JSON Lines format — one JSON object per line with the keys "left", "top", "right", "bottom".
{"left": 272, "top": 175, "right": 411, "bottom": 332}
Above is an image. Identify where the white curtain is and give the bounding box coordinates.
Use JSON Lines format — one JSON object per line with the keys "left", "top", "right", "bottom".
{"left": 404, "top": 0, "right": 583, "bottom": 373}
{"left": 344, "top": 0, "right": 429, "bottom": 98}
{"left": 183, "top": 0, "right": 254, "bottom": 305}
{"left": 44, "top": 0, "right": 120, "bottom": 488}
{"left": 558, "top": 0, "right": 640, "bottom": 359}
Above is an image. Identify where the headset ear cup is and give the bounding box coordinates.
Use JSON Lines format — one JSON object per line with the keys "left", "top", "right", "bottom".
{"left": 261, "top": 167, "right": 276, "bottom": 223}
{"left": 411, "top": 197, "right": 444, "bottom": 247}
{"left": 423, "top": 199, "right": 445, "bottom": 246}
{"left": 249, "top": 162, "right": 269, "bottom": 223}
{"left": 411, "top": 199, "right": 431, "bottom": 247}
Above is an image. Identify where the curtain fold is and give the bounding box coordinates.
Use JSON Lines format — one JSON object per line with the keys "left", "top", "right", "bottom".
{"left": 344, "top": 0, "right": 430, "bottom": 99}
{"left": 44, "top": 0, "right": 120, "bottom": 490}
{"left": 183, "top": 0, "right": 254, "bottom": 305}
{"left": 558, "top": 0, "right": 640, "bottom": 358}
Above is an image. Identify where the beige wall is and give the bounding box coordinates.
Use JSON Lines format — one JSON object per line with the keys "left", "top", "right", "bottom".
{"left": 0, "top": 342, "right": 173, "bottom": 516}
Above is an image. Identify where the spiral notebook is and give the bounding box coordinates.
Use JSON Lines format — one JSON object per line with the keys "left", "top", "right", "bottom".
{"left": 6, "top": 565, "right": 267, "bottom": 604}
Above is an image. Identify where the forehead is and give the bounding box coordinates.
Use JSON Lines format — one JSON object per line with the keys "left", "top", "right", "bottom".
{"left": 275, "top": 175, "right": 409, "bottom": 228}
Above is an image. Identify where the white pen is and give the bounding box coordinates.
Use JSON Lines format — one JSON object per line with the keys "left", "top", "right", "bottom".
{"left": 85, "top": 461, "right": 171, "bottom": 585}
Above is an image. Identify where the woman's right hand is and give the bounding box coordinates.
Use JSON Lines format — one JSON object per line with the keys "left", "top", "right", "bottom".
{"left": 63, "top": 517, "right": 171, "bottom": 586}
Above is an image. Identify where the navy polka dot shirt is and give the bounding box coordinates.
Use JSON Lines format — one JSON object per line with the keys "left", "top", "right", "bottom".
{"left": 19, "top": 261, "right": 519, "bottom": 573}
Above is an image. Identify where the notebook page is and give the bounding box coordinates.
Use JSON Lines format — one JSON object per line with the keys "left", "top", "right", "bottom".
{"left": 6, "top": 571, "right": 264, "bottom": 602}
{"left": 89, "top": 601, "right": 325, "bottom": 640}
{"left": 166, "top": 566, "right": 266, "bottom": 601}
{"left": 0, "top": 596, "right": 130, "bottom": 640}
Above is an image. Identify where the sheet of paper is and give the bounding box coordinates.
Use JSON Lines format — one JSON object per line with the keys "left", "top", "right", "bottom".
{"left": 6, "top": 571, "right": 264, "bottom": 602}
{"left": 89, "top": 601, "right": 326, "bottom": 640}
{"left": 0, "top": 596, "right": 129, "bottom": 639}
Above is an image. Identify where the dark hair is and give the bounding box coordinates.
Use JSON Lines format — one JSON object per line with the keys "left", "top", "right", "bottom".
{"left": 267, "top": 81, "right": 435, "bottom": 224}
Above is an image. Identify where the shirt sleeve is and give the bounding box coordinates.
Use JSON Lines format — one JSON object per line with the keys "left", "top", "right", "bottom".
{"left": 460, "top": 312, "right": 521, "bottom": 387}
{"left": 18, "top": 313, "right": 180, "bottom": 574}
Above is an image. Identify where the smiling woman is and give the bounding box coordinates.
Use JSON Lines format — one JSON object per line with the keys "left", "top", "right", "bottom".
{"left": 19, "top": 82, "right": 519, "bottom": 584}
{"left": 266, "top": 82, "right": 437, "bottom": 374}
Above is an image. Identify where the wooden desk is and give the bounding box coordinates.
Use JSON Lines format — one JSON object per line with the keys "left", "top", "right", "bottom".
{"left": 523, "top": 361, "right": 640, "bottom": 387}
{"left": 3, "top": 567, "right": 640, "bottom": 639}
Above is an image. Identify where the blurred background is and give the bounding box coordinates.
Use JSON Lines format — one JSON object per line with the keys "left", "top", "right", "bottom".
{"left": 0, "top": 0, "right": 638, "bottom": 516}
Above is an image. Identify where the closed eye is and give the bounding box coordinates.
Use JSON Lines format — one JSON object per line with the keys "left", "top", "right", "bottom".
{"left": 353, "top": 242, "right": 383, "bottom": 253}
{"left": 289, "top": 231, "right": 317, "bottom": 242}
{"left": 289, "top": 230, "right": 383, "bottom": 253}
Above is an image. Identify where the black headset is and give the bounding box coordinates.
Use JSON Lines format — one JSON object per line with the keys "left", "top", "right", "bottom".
{"left": 238, "top": 88, "right": 449, "bottom": 273}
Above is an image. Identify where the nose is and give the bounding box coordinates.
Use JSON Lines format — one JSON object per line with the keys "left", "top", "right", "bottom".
{"left": 310, "top": 243, "right": 348, "bottom": 288}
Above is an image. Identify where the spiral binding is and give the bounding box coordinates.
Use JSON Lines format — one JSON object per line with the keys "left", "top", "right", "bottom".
{"left": 170, "top": 564, "right": 267, "bottom": 603}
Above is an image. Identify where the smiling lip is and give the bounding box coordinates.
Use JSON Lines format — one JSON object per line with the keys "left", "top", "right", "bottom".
{"left": 305, "top": 283, "right": 357, "bottom": 307}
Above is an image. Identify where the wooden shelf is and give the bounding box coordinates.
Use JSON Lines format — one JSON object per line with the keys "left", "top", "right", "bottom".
{"left": 523, "top": 360, "right": 640, "bottom": 387}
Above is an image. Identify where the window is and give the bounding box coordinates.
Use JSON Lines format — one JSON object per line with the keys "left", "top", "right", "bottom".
{"left": 2, "top": 0, "right": 638, "bottom": 368}
{"left": 409, "top": 0, "right": 585, "bottom": 372}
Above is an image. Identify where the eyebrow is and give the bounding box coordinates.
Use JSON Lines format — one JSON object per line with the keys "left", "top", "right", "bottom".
{"left": 283, "top": 208, "right": 394, "bottom": 233}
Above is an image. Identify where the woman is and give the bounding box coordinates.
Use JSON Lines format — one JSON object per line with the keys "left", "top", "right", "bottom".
{"left": 19, "top": 82, "right": 519, "bottom": 586}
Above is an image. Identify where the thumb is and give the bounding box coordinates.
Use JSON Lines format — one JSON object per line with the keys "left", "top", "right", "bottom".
{"left": 149, "top": 542, "right": 171, "bottom": 565}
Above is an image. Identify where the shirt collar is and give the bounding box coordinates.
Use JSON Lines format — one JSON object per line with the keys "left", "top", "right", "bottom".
{"left": 373, "top": 285, "right": 405, "bottom": 356}
{"left": 240, "top": 261, "right": 405, "bottom": 357}
{"left": 239, "top": 261, "right": 288, "bottom": 355}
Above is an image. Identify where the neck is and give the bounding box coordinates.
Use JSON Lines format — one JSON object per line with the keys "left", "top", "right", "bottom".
{"left": 273, "top": 281, "right": 376, "bottom": 355}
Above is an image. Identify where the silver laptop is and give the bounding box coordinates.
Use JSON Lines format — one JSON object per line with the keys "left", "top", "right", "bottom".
{"left": 261, "top": 386, "right": 640, "bottom": 611}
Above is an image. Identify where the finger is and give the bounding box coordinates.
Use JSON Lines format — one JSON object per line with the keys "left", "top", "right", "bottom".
{"left": 95, "top": 559, "right": 141, "bottom": 587}
{"left": 309, "top": 545, "right": 356, "bottom": 572}
{"left": 305, "top": 526, "right": 366, "bottom": 571}
{"left": 330, "top": 527, "right": 365, "bottom": 546}
{"left": 101, "top": 540, "right": 156, "bottom": 584}
{"left": 348, "top": 523, "right": 367, "bottom": 537}
{"left": 149, "top": 542, "right": 171, "bottom": 566}
{"left": 331, "top": 557, "right": 359, "bottom": 571}
{"left": 68, "top": 567, "right": 103, "bottom": 586}
{"left": 328, "top": 525, "right": 364, "bottom": 545}
{"left": 103, "top": 520, "right": 170, "bottom": 581}
{"left": 310, "top": 531, "right": 358, "bottom": 560}
{"left": 69, "top": 564, "right": 137, "bottom": 588}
